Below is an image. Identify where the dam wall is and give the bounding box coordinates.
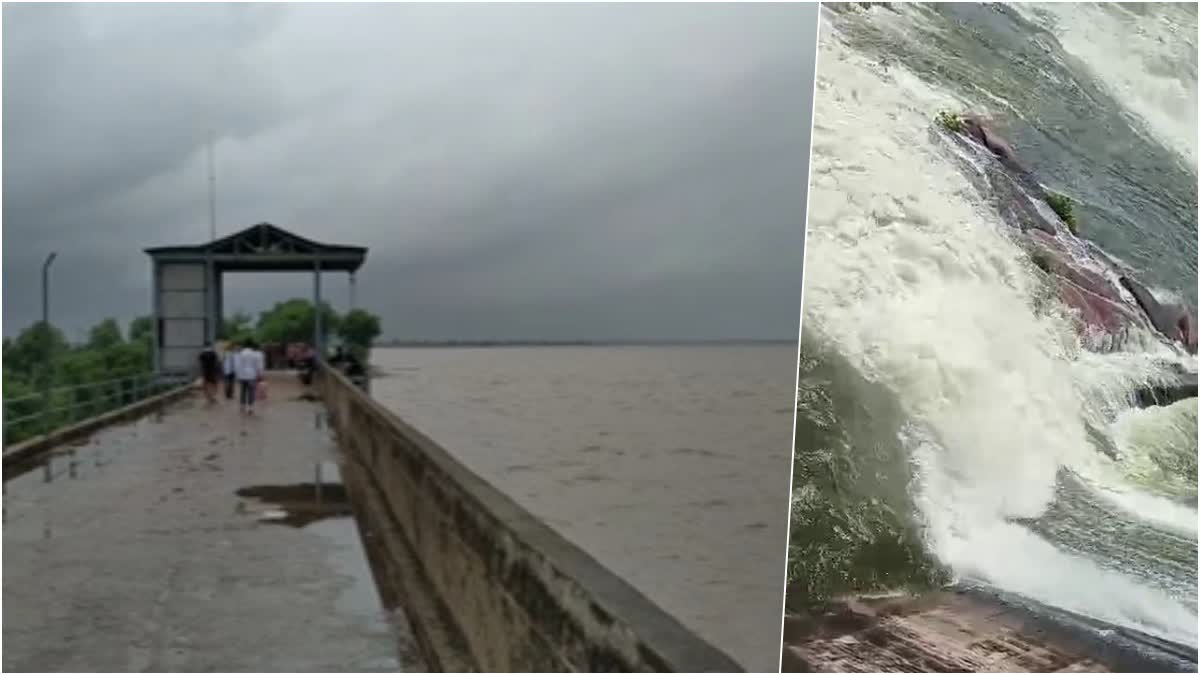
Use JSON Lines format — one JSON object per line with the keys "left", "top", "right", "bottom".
{"left": 317, "top": 365, "right": 741, "bottom": 672}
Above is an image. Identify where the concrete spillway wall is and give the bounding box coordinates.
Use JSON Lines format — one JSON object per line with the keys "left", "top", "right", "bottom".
{"left": 317, "top": 366, "right": 741, "bottom": 672}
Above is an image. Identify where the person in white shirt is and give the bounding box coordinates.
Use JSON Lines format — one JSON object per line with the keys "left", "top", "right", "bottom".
{"left": 222, "top": 341, "right": 238, "bottom": 400}
{"left": 234, "top": 339, "right": 266, "bottom": 415}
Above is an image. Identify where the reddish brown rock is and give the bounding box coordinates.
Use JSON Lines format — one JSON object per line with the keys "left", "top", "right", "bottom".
{"left": 951, "top": 115, "right": 1196, "bottom": 355}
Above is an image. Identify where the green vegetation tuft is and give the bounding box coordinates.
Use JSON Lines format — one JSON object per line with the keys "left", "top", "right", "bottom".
{"left": 1029, "top": 249, "right": 1054, "bottom": 275}
{"left": 935, "top": 110, "right": 964, "bottom": 134}
{"left": 1045, "top": 192, "right": 1079, "bottom": 234}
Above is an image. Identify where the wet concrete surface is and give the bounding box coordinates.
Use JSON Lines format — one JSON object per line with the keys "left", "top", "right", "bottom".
{"left": 781, "top": 589, "right": 1196, "bottom": 672}
{"left": 2, "top": 375, "right": 423, "bottom": 672}
{"left": 781, "top": 593, "right": 1107, "bottom": 672}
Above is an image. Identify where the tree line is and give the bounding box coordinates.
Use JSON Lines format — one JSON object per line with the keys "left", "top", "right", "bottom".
{"left": 2, "top": 300, "right": 381, "bottom": 445}
{"left": 222, "top": 299, "right": 380, "bottom": 358}
{"left": 3, "top": 317, "right": 158, "bottom": 445}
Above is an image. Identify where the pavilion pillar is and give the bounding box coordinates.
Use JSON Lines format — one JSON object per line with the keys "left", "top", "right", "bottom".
{"left": 214, "top": 270, "right": 224, "bottom": 340}
{"left": 151, "top": 260, "right": 161, "bottom": 375}
{"left": 313, "top": 258, "right": 323, "bottom": 358}
{"left": 205, "top": 256, "right": 217, "bottom": 344}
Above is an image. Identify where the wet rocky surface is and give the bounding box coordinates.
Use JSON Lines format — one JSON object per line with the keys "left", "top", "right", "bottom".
{"left": 780, "top": 589, "right": 1197, "bottom": 673}
{"left": 2, "top": 376, "right": 423, "bottom": 672}
{"left": 946, "top": 116, "right": 1197, "bottom": 358}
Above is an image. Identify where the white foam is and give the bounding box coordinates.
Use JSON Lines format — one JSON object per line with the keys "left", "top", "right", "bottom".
{"left": 1098, "top": 399, "right": 1200, "bottom": 535}
{"left": 809, "top": 16, "right": 1098, "bottom": 521}
{"left": 807, "top": 8, "right": 1197, "bottom": 645}
{"left": 911, "top": 443, "right": 1198, "bottom": 648}
{"left": 1016, "top": 4, "right": 1198, "bottom": 170}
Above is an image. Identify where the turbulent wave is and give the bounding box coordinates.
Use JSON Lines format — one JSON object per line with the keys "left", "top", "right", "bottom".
{"left": 1014, "top": 3, "right": 1198, "bottom": 170}
{"left": 1111, "top": 400, "right": 1199, "bottom": 505}
{"left": 792, "top": 5, "right": 1198, "bottom": 647}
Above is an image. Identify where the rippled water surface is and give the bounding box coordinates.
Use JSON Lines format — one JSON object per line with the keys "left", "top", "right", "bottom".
{"left": 370, "top": 344, "right": 795, "bottom": 670}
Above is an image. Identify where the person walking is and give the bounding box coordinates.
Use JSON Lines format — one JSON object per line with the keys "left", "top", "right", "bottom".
{"left": 234, "top": 339, "right": 265, "bottom": 415}
{"left": 223, "top": 340, "right": 238, "bottom": 400}
{"left": 197, "top": 342, "right": 220, "bottom": 404}
{"left": 299, "top": 343, "right": 317, "bottom": 386}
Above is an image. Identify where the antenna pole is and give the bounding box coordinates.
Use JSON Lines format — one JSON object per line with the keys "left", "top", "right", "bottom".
{"left": 205, "top": 131, "right": 217, "bottom": 345}
{"left": 207, "top": 130, "right": 216, "bottom": 241}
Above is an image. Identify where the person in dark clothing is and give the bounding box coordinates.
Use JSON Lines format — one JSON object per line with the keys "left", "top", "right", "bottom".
{"left": 197, "top": 342, "right": 220, "bottom": 404}
{"left": 298, "top": 344, "right": 317, "bottom": 386}
{"left": 344, "top": 353, "right": 366, "bottom": 378}
{"left": 223, "top": 341, "right": 238, "bottom": 400}
{"left": 329, "top": 345, "right": 347, "bottom": 366}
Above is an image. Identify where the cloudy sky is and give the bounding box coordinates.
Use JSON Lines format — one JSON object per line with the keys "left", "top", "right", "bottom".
{"left": 3, "top": 3, "right": 816, "bottom": 342}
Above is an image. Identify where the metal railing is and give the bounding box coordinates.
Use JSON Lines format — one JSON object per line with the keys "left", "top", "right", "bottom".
{"left": 3, "top": 371, "right": 191, "bottom": 446}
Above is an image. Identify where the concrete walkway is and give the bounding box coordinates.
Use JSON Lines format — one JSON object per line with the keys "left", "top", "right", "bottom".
{"left": 3, "top": 375, "right": 422, "bottom": 672}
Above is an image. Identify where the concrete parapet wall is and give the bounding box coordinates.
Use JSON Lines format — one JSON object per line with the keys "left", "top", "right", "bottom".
{"left": 317, "top": 366, "right": 741, "bottom": 672}
{"left": 3, "top": 382, "right": 195, "bottom": 476}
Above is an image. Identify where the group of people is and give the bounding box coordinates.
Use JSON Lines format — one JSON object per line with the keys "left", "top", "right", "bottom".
{"left": 199, "top": 340, "right": 366, "bottom": 406}
{"left": 197, "top": 340, "right": 267, "bottom": 415}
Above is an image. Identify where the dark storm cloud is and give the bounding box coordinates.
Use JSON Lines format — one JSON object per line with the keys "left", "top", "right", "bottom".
{"left": 3, "top": 3, "right": 816, "bottom": 341}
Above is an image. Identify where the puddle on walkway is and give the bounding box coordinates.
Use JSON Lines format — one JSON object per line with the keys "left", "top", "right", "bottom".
{"left": 235, "top": 460, "right": 354, "bottom": 527}
{"left": 4, "top": 392, "right": 425, "bottom": 671}
{"left": 236, "top": 461, "right": 425, "bottom": 671}
{"left": 235, "top": 482, "right": 353, "bottom": 527}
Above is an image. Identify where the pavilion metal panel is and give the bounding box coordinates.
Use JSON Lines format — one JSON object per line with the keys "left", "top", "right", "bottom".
{"left": 160, "top": 263, "right": 206, "bottom": 289}
{"left": 160, "top": 291, "right": 206, "bottom": 318}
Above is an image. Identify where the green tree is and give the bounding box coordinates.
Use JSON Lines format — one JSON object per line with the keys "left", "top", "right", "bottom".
{"left": 129, "top": 316, "right": 154, "bottom": 346}
{"left": 4, "top": 316, "right": 162, "bottom": 446}
{"left": 338, "top": 309, "right": 382, "bottom": 359}
{"left": 221, "top": 311, "right": 253, "bottom": 340}
{"left": 256, "top": 299, "right": 340, "bottom": 345}
{"left": 108, "top": 340, "right": 152, "bottom": 374}
{"left": 5, "top": 321, "right": 69, "bottom": 382}
{"left": 88, "top": 318, "right": 124, "bottom": 351}
{"left": 2, "top": 372, "right": 41, "bottom": 442}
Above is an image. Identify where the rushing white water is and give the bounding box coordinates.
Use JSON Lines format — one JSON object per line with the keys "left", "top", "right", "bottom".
{"left": 804, "top": 7, "right": 1197, "bottom": 646}
{"left": 908, "top": 428, "right": 1198, "bottom": 647}
{"left": 1015, "top": 3, "right": 1199, "bottom": 169}
{"left": 1111, "top": 400, "right": 1199, "bottom": 507}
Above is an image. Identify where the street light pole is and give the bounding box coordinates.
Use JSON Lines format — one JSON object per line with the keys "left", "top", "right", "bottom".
{"left": 40, "top": 251, "right": 58, "bottom": 432}
{"left": 42, "top": 252, "right": 57, "bottom": 328}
